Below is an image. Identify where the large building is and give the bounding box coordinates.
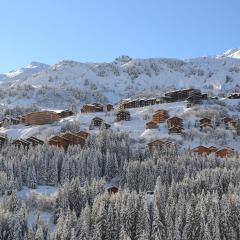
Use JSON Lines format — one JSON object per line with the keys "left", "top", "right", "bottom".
{"left": 25, "top": 111, "right": 60, "bottom": 125}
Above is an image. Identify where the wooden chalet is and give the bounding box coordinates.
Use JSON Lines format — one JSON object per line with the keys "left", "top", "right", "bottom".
{"left": 146, "top": 121, "right": 158, "bottom": 129}
{"left": 90, "top": 117, "right": 104, "bottom": 127}
{"left": 60, "top": 132, "right": 85, "bottom": 147}
{"left": 81, "top": 103, "right": 104, "bottom": 113}
{"left": 57, "top": 110, "right": 74, "bottom": 118}
{"left": 120, "top": 98, "right": 157, "bottom": 109}
{"left": 152, "top": 110, "right": 169, "bottom": 123}
{"left": 26, "top": 136, "right": 44, "bottom": 146}
{"left": 148, "top": 139, "right": 177, "bottom": 152}
{"left": 48, "top": 136, "right": 70, "bottom": 151}
{"left": 24, "top": 111, "right": 60, "bottom": 125}
{"left": 222, "top": 117, "right": 233, "bottom": 125}
{"left": 107, "top": 186, "right": 119, "bottom": 194}
{"left": 216, "top": 147, "right": 234, "bottom": 158}
{"left": 187, "top": 90, "right": 204, "bottom": 106}
{"left": 164, "top": 88, "right": 195, "bottom": 101}
{"left": 12, "top": 139, "right": 30, "bottom": 149}
{"left": 192, "top": 146, "right": 211, "bottom": 155}
{"left": 168, "top": 126, "right": 183, "bottom": 134}
{"left": 164, "top": 88, "right": 206, "bottom": 103}
{"left": 148, "top": 139, "right": 165, "bottom": 150}
{"left": 76, "top": 131, "right": 90, "bottom": 139}
{"left": 116, "top": 110, "right": 130, "bottom": 121}
{"left": 167, "top": 116, "right": 183, "bottom": 128}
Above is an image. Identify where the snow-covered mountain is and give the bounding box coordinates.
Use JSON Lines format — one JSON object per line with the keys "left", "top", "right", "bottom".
{"left": 219, "top": 48, "right": 240, "bottom": 59}
{"left": 0, "top": 50, "right": 240, "bottom": 108}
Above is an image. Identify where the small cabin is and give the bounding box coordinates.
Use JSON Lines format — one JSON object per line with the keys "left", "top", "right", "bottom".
{"left": 116, "top": 110, "right": 130, "bottom": 121}
{"left": 167, "top": 116, "right": 183, "bottom": 128}
{"left": 152, "top": 110, "right": 169, "bottom": 123}
{"left": 146, "top": 121, "right": 158, "bottom": 129}
{"left": 192, "top": 146, "right": 211, "bottom": 155}
{"left": 24, "top": 111, "right": 60, "bottom": 125}
{"left": 107, "top": 186, "right": 119, "bottom": 194}
{"left": 148, "top": 139, "right": 166, "bottom": 151}
{"left": 90, "top": 117, "right": 104, "bottom": 127}
{"left": 81, "top": 104, "right": 104, "bottom": 113}
{"left": 222, "top": 117, "right": 233, "bottom": 125}
{"left": 26, "top": 136, "right": 44, "bottom": 146}
{"left": 12, "top": 139, "right": 30, "bottom": 149}
{"left": 60, "top": 132, "right": 86, "bottom": 147}
{"left": 216, "top": 147, "right": 234, "bottom": 158}
{"left": 48, "top": 136, "right": 70, "bottom": 151}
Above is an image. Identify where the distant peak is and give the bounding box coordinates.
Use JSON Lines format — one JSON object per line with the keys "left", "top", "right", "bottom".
{"left": 27, "top": 61, "right": 49, "bottom": 68}
{"left": 219, "top": 48, "right": 240, "bottom": 59}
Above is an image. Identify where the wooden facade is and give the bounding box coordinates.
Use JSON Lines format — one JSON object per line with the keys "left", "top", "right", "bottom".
{"left": 60, "top": 133, "right": 85, "bottom": 147}
{"left": 152, "top": 110, "right": 169, "bottom": 123}
{"left": 146, "top": 121, "right": 158, "bottom": 129}
{"left": 116, "top": 110, "right": 130, "bottom": 121}
{"left": 164, "top": 88, "right": 206, "bottom": 103}
{"left": 25, "top": 111, "right": 60, "bottom": 125}
{"left": 121, "top": 98, "right": 157, "bottom": 109}
{"left": 81, "top": 104, "right": 104, "bottom": 113}
{"left": 91, "top": 117, "right": 104, "bottom": 127}
{"left": 48, "top": 136, "right": 70, "bottom": 151}
{"left": 192, "top": 146, "right": 211, "bottom": 155}
{"left": 216, "top": 148, "right": 234, "bottom": 158}
{"left": 167, "top": 117, "right": 183, "bottom": 128}
{"left": 148, "top": 139, "right": 166, "bottom": 151}
{"left": 26, "top": 136, "right": 44, "bottom": 146}
{"left": 192, "top": 146, "right": 234, "bottom": 157}
{"left": 12, "top": 139, "right": 30, "bottom": 149}
{"left": 81, "top": 103, "right": 113, "bottom": 113}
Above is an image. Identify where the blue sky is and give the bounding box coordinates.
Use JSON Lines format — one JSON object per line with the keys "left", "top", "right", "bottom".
{"left": 0, "top": 0, "right": 239, "bottom": 72}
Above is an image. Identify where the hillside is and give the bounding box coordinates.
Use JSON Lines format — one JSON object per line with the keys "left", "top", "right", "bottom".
{"left": 0, "top": 49, "right": 240, "bottom": 109}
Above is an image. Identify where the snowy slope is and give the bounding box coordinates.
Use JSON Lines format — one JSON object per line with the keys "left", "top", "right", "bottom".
{"left": 0, "top": 62, "right": 49, "bottom": 86}
{"left": 1, "top": 98, "right": 239, "bottom": 151}
{"left": 0, "top": 50, "right": 240, "bottom": 108}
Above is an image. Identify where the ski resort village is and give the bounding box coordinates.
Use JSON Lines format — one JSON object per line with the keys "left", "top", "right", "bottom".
{"left": 0, "top": 52, "right": 240, "bottom": 239}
